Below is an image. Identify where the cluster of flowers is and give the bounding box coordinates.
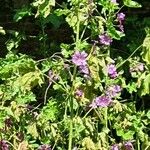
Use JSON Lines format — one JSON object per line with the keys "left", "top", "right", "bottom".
{"left": 89, "top": 63, "right": 121, "bottom": 108}
{"left": 99, "top": 11, "right": 125, "bottom": 45}
{"left": 71, "top": 2, "right": 124, "bottom": 107}
{"left": 89, "top": 84, "right": 121, "bottom": 108}
{"left": 111, "top": 141, "right": 134, "bottom": 150}
{"left": 111, "top": 0, "right": 126, "bottom": 32}
{"left": 72, "top": 48, "right": 121, "bottom": 108}
{"left": 98, "top": 1, "right": 125, "bottom": 46}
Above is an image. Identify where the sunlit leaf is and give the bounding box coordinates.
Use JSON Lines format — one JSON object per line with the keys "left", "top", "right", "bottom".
{"left": 123, "top": 0, "right": 142, "bottom": 8}
{"left": 0, "top": 26, "right": 6, "bottom": 35}
{"left": 27, "top": 123, "right": 39, "bottom": 138}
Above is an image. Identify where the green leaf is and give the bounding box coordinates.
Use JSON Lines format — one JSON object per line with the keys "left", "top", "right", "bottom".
{"left": 6, "top": 39, "right": 15, "bottom": 51}
{"left": 54, "top": 9, "right": 70, "bottom": 16}
{"left": 140, "top": 74, "right": 150, "bottom": 96}
{"left": 46, "top": 14, "right": 63, "bottom": 28}
{"left": 147, "top": 111, "right": 150, "bottom": 119}
{"left": 142, "top": 35, "right": 150, "bottom": 64}
{"left": 107, "top": 25, "right": 125, "bottom": 40}
{"left": 40, "top": 100, "right": 59, "bottom": 122}
{"left": 27, "top": 123, "right": 39, "bottom": 138}
{"left": 14, "top": 7, "right": 32, "bottom": 22}
{"left": 123, "top": 131, "right": 135, "bottom": 140}
{"left": 0, "top": 108, "right": 7, "bottom": 128}
{"left": 82, "top": 137, "right": 96, "bottom": 150}
{"left": 0, "top": 26, "right": 6, "bottom": 35}
{"left": 123, "top": 0, "right": 142, "bottom": 8}
{"left": 0, "top": 53, "right": 36, "bottom": 80}
{"left": 33, "top": 0, "right": 55, "bottom": 18}
{"left": 15, "top": 91, "right": 36, "bottom": 104}
{"left": 13, "top": 70, "right": 43, "bottom": 92}
{"left": 61, "top": 43, "right": 72, "bottom": 58}
{"left": 117, "top": 128, "right": 134, "bottom": 140}
{"left": 126, "top": 82, "right": 137, "bottom": 94}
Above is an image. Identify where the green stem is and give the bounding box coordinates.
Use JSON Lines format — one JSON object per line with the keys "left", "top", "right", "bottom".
{"left": 68, "top": 7, "right": 81, "bottom": 148}
{"left": 105, "top": 107, "right": 108, "bottom": 148}
{"left": 137, "top": 136, "right": 140, "bottom": 150}
{"left": 68, "top": 11, "right": 80, "bottom": 149}
{"left": 82, "top": 107, "right": 93, "bottom": 119}
{"left": 145, "top": 145, "right": 150, "bottom": 150}
{"left": 105, "top": 107, "right": 108, "bottom": 129}
{"left": 75, "top": 16, "right": 80, "bottom": 49}
{"left": 68, "top": 66, "right": 77, "bottom": 150}
{"left": 44, "top": 83, "right": 51, "bottom": 105}
{"left": 68, "top": 8, "right": 80, "bottom": 149}
{"left": 68, "top": 96, "right": 73, "bottom": 150}
{"left": 6, "top": 141, "right": 17, "bottom": 150}
{"left": 117, "top": 45, "right": 142, "bottom": 68}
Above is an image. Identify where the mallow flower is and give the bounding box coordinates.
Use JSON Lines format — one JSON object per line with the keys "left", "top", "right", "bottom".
{"left": 79, "top": 65, "right": 89, "bottom": 75}
{"left": 90, "top": 96, "right": 112, "bottom": 108}
{"left": 117, "top": 13, "right": 125, "bottom": 22}
{"left": 107, "top": 64, "right": 118, "bottom": 78}
{"left": 106, "top": 85, "right": 122, "bottom": 98}
{"left": 99, "top": 34, "right": 113, "bottom": 45}
{"left": 72, "top": 51, "right": 88, "bottom": 66}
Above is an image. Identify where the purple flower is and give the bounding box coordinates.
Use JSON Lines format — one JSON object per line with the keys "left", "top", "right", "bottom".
{"left": 79, "top": 65, "right": 89, "bottom": 74}
{"left": 111, "top": 144, "right": 119, "bottom": 150}
{"left": 124, "top": 141, "right": 134, "bottom": 150}
{"left": 72, "top": 51, "right": 88, "bottom": 66}
{"left": 106, "top": 85, "right": 121, "bottom": 98}
{"left": 89, "top": 96, "right": 112, "bottom": 109}
{"left": 89, "top": 96, "right": 112, "bottom": 108}
{"left": 117, "top": 13, "right": 125, "bottom": 22}
{"left": 0, "top": 140, "right": 9, "bottom": 150}
{"left": 38, "top": 144, "right": 51, "bottom": 150}
{"left": 99, "top": 34, "right": 113, "bottom": 45}
{"left": 107, "top": 64, "right": 118, "bottom": 78}
{"left": 107, "top": 64, "right": 117, "bottom": 74}
{"left": 95, "top": 96, "right": 112, "bottom": 107}
{"left": 75, "top": 89, "right": 83, "bottom": 97}
{"left": 118, "top": 24, "right": 124, "bottom": 32}
{"left": 114, "top": 85, "right": 121, "bottom": 93}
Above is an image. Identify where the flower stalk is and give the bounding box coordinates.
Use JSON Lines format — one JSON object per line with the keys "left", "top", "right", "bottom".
{"left": 68, "top": 12, "right": 80, "bottom": 150}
